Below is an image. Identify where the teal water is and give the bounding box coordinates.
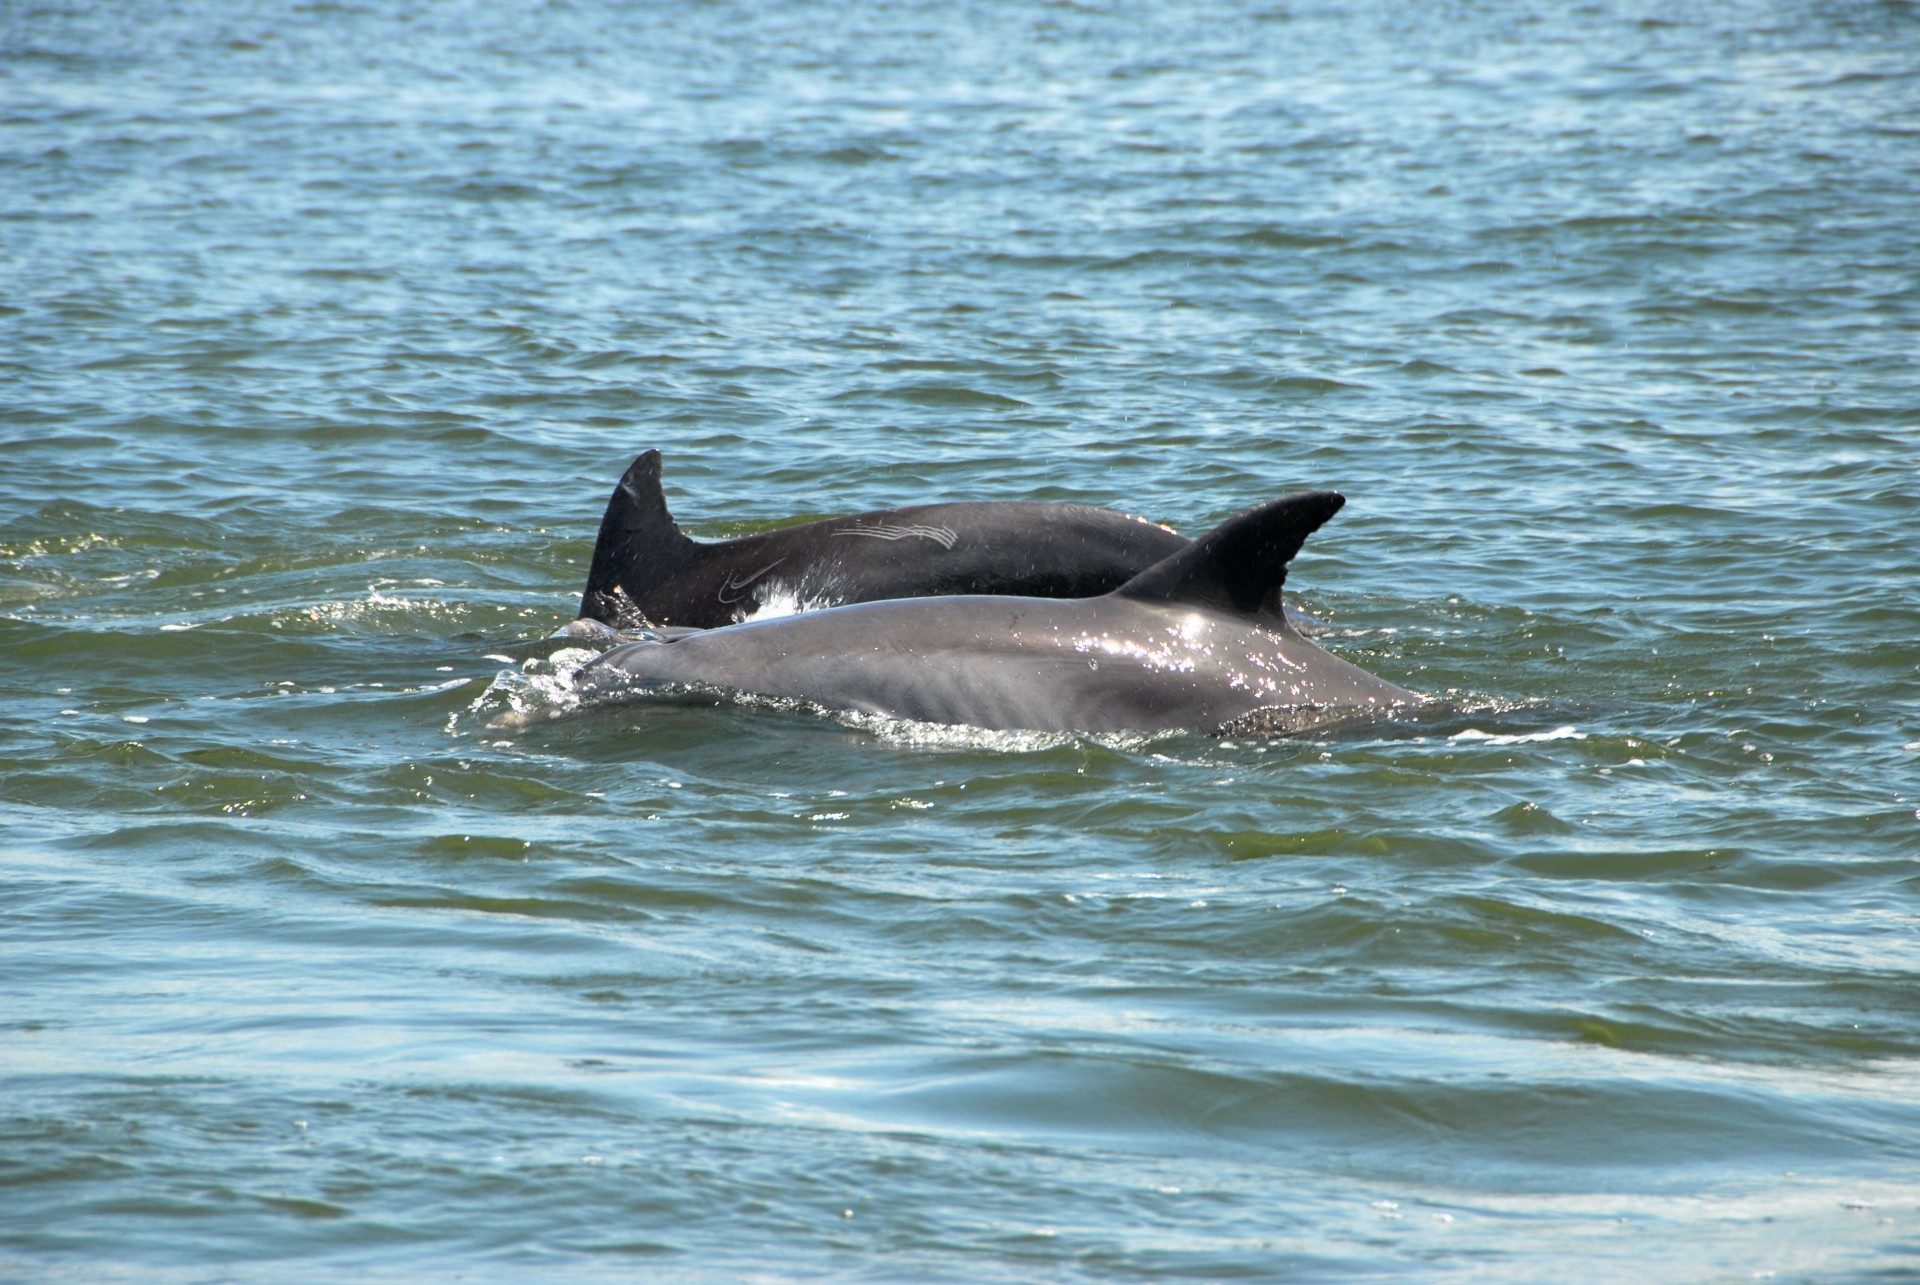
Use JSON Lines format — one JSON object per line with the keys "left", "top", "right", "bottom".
{"left": 4, "top": 0, "right": 1918, "bottom": 1279}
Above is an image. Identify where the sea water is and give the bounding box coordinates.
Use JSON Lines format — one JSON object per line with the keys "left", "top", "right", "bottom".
{"left": 4, "top": 0, "right": 1918, "bottom": 1279}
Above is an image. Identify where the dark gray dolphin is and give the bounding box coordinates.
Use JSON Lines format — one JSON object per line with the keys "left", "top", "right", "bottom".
{"left": 570, "top": 491, "right": 1423, "bottom": 736}
{"left": 576, "top": 450, "right": 1190, "bottom": 630}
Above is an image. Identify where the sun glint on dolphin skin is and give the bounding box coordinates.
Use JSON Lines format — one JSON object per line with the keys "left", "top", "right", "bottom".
{"left": 571, "top": 490, "right": 1424, "bottom": 736}
{"left": 575, "top": 450, "right": 1192, "bottom": 630}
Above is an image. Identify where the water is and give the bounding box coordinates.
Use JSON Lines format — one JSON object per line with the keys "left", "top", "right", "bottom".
{"left": 4, "top": 0, "right": 1918, "bottom": 1279}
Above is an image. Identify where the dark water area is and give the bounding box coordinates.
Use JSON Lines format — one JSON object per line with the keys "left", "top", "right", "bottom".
{"left": 4, "top": 1, "right": 1918, "bottom": 1280}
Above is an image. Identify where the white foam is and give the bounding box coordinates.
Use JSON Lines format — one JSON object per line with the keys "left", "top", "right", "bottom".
{"left": 1450, "top": 724, "right": 1586, "bottom": 745}
{"left": 459, "top": 647, "right": 598, "bottom": 734}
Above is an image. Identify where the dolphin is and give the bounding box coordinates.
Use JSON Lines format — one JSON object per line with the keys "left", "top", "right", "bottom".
{"left": 570, "top": 490, "right": 1423, "bottom": 736}
{"left": 575, "top": 450, "right": 1191, "bottom": 630}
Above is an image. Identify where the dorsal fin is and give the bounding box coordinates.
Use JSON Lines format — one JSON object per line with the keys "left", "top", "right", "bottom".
{"left": 577, "top": 450, "right": 698, "bottom": 626}
{"left": 1113, "top": 491, "right": 1344, "bottom": 618}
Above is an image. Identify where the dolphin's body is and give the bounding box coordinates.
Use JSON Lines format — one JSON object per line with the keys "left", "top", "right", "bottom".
{"left": 576, "top": 450, "right": 1190, "bottom": 630}
{"left": 572, "top": 491, "right": 1421, "bottom": 736}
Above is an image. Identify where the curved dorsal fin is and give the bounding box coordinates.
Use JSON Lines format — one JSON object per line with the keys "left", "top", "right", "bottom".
{"left": 577, "top": 450, "right": 697, "bottom": 626}
{"left": 1112, "top": 490, "right": 1344, "bottom": 618}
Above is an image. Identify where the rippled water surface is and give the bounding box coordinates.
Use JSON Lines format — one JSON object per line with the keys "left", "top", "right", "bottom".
{"left": 5, "top": 0, "right": 1919, "bottom": 1280}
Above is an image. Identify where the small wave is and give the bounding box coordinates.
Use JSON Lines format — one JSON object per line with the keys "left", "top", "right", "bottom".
{"left": 830, "top": 381, "right": 1030, "bottom": 409}
{"left": 1450, "top": 724, "right": 1586, "bottom": 745}
{"left": 295, "top": 582, "right": 477, "bottom": 634}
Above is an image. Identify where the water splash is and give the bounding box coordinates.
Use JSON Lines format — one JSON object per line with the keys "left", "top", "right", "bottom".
{"left": 1449, "top": 724, "right": 1587, "bottom": 745}
{"left": 458, "top": 646, "right": 598, "bottom": 734}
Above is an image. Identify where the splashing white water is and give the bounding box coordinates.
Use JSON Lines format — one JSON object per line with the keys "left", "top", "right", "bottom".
{"left": 740, "top": 584, "right": 842, "bottom": 623}
{"left": 456, "top": 646, "right": 598, "bottom": 733}
{"left": 1449, "top": 724, "right": 1586, "bottom": 745}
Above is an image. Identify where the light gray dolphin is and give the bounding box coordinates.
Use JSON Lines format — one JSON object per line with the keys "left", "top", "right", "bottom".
{"left": 569, "top": 490, "right": 1422, "bottom": 736}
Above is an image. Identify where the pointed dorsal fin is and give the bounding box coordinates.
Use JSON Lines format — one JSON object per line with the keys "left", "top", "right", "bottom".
{"left": 1113, "top": 490, "right": 1344, "bottom": 617}
{"left": 577, "top": 450, "right": 697, "bottom": 625}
